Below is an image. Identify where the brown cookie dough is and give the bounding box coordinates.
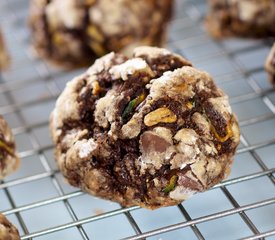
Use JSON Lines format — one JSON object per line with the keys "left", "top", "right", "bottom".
{"left": 0, "top": 30, "right": 9, "bottom": 70}
{"left": 0, "top": 115, "right": 20, "bottom": 179}
{"left": 50, "top": 46, "right": 240, "bottom": 209}
{"left": 0, "top": 214, "right": 20, "bottom": 240}
{"left": 205, "top": 0, "right": 275, "bottom": 39}
{"left": 265, "top": 43, "right": 275, "bottom": 86}
{"left": 29, "top": 0, "right": 173, "bottom": 69}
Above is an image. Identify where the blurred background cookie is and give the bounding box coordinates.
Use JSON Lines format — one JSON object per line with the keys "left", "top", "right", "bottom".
{"left": 0, "top": 115, "right": 20, "bottom": 179}
{"left": 29, "top": 0, "right": 173, "bottom": 69}
{"left": 50, "top": 46, "right": 240, "bottom": 209}
{"left": 205, "top": 0, "right": 275, "bottom": 39}
{"left": 0, "top": 29, "right": 10, "bottom": 70}
{"left": 265, "top": 43, "right": 275, "bottom": 87}
{"left": 0, "top": 214, "right": 20, "bottom": 240}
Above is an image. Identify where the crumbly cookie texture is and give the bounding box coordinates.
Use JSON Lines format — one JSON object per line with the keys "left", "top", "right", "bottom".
{"left": 265, "top": 43, "right": 275, "bottom": 87}
{"left": 0, "top": 115, "right": 20, "bottom": 179}
{"left": 205, "top": 0, "right": 275, "bottom": 39}
{"left": 50, "top": 46, "right": 240, "bottom": 209}
{"left": 0, "top": 30, "right": 9, "bottom": 70}
{"left": 29, "top": 0, "right": 173, "bottom": 69}
{"left": 0, "top": 214, "right": 20, "bottom": 240}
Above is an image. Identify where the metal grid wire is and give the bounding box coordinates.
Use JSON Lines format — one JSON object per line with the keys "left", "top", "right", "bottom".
{"left": 0, "top": 0, "right": 275, "bottom": 239}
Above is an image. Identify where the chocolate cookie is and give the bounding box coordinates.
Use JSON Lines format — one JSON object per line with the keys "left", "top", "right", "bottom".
{"left": 0, "top": 115, "right": 20, "bottom": 179}
{"left": 0, "top": 30, "right": 9, "bottom": 70}
{"left": 50, "top": 46, "right": 240, "bottom": 209}
{"left": 0, "top": 214, "right": 20, "bottom": 240}
{"left": 265, "top": 43, "right": 275, "bottom": 86}
{"left": 29, "top": 0, "right": 173, "bottom": 69}
{"left": 205, "top": 0, "right": 275, "bottom": 39}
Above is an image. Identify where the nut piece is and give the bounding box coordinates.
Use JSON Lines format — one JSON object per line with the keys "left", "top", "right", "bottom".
{"left": 144, "top": 107, "right": 177, "bottom": 127}
{"left": 87, "top": 25, "right": 104, "bottom": 42}
{"left": 210, "top": 123, "right": 233, "bottom": 143}
{"left": 91, "top": 81, "right": 102, "bottom": 95}
{"left": 186, "top": 101, "right": 194, "bottom": 109}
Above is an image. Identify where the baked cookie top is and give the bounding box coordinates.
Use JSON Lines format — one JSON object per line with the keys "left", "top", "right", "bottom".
{"left": 0, "top": 115, "right": 20, "bottom": 179}
{"left": 0, "top": 214, "right": 20, "bottom": 240}
{"left": 50, "top": 46, "right": 240, "bottom": 209}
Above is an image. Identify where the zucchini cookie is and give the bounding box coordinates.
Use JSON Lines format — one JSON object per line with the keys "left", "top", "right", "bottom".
{"left": 0, "top": 115, "right": 20, "bottom": 180}
{"left": 29, "top": 0, "right": 173, "bottom": 69}
{"left": 50, "top": 46, "right": 240, "bottom": 209}
{"left": 205, "top": 0, "right": 275, "bottom": 39}
{"left": 265, "top": 43, "right": 275, "bottom": 86}
{"left": 0, "top": 214, "right": 20, "bottom": 240}
{"left": 0, "top": 30, "right": 9, "bottom": 70}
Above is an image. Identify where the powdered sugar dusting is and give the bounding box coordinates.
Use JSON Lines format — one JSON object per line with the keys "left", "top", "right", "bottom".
{"left": 169, "top": 186, "right": 197, "bottom": 201}
{"left": 79, "top": 139, "right": 97, "bottom": 158}
{"left": 109, "top": 58, "right": 150, "bottom": 80}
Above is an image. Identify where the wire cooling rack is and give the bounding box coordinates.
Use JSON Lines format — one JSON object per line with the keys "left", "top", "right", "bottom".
{"left": 0, "top": 0, "right": 275, "bottom": 239}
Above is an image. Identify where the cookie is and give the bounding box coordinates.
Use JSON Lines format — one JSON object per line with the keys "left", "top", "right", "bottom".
{"left": 205, "top": 0, "right": 275, "bottom": 39}
{"left": 0, "top": 115, "right": 20, "bottom": 179}
{"left": 50, "top": 46, "right": 240, "bottom": 209}
{"left": 0, "top": 214, "right": 20, "bottom": 240}
{"left": 265, "top": 43, "right": 275, "bottom": 86}
{"left": 0, "top": 29, "right": 9, "bottom": 70}
{"left": 29, "top": 0, "right": 173, "bottom": 69}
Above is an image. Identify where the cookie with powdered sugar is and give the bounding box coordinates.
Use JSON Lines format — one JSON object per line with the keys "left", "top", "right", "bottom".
{"left": 29, "top": 0, "right": 173, "bottom": 69}
{"left": 0, "top": 29, "right": 9, "bottom": 70}
{"left": 205, "top": 0, "right": 275, "bottom": 39}
{"left": 0, "top": 214, "right": 20, "bottom": 240}
{"left": 50, "top": 46, "right": 240, "bottom": 209}
{"left": 0, "top": 115, "right": 20, "bottom": 180}
{"left": 265, "top": 43, "right": 275, "bottom": 86}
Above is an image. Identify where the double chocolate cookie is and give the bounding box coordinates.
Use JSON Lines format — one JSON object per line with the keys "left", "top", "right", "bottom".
{"left": 0, "top": 29, "right": 9, "bottom": 70}
{"left": 0, "top": 115, "right": 20, "bottom": 180}
{"left": 205, "top": 0, "right": 275, "bottom": 39}
{"left": 29, "top": 0, "right": 173, "bottom": 69}
{"left": 50, "top": 46, "right": 240, "bottom": 209}
{"left": 265, "top": 43, "right": 275, "bottom": 87}
{"left": 0, "top": 214, "right": 20, "bottom": 240}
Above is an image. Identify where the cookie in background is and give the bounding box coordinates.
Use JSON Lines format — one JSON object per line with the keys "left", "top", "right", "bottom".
{"left": 265, "top": 43, "right": 275, "bottom": 87}
{"left": 0, "top": 214, "right": 20, "bottom": 240}
{"left": 29, "top": 0, "right": 173, "bottom": 69}
{"left": 0, "top": 29, "right": 10, "bottom": 70}
{"left": 0, "top": 115, "right": 20, "bottom": 180}
{"left": 205, "top": 0, "right": 275, "bottom": 39}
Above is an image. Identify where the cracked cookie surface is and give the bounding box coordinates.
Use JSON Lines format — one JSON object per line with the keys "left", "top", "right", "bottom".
{"left": 0, "top": 214, "right": 20, "bottom": 240}
{"left": 0, "top": 115, "right": 20, "bottom": 180}
{"left": 29, "top": 0, "right": 173, "bottom": 69}
{"left": 205, "top": 0, "right": 275, "bottom": 39}
{"left": 50, "top": 46, "right": 240, "bottom": 209}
